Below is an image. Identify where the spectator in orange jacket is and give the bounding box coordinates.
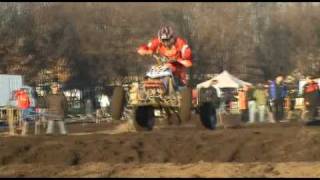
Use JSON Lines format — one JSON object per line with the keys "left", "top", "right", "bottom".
{"left": 15, "top": 88, "right": 31, "bottom": 135}
{"left": 238, "top": 86, "right": 249, "bottom": 123}
{"left": 137, "top": 25, "right": 192, "bottom": 86}
{"left": 15, "top": 88, "right": 31, "bottom": 110}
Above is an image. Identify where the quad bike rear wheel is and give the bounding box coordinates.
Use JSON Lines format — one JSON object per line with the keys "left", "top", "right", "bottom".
{"left": 199, "top": 102, "right": 217, "bottom": 129}
{"left": 111, "top": 86, "right": 125, "bottom": 120}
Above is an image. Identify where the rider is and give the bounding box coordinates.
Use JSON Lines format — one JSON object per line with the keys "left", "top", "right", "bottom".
{"left": 137, "top": 25, "right": 193, "bottom": 87}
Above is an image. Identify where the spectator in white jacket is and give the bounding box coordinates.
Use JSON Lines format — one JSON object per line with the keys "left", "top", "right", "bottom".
{"left": 99, "top": 94, "right": 110, "bottom": 117}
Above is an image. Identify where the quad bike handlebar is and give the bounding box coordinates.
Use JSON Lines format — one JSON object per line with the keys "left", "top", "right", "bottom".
{"left": 152, "top": 54, "right": 177, "bottom": 65}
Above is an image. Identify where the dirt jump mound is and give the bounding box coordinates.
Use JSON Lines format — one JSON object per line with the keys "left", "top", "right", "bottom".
{"left": 1, "top": 122, "right": 320, "bottom": 177}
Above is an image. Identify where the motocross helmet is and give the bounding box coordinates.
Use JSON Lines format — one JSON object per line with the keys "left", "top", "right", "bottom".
{"left": 158, "top": 26, "right": 176, "bottom": 47}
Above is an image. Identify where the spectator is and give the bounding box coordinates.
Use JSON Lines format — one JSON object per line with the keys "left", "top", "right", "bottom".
{"left": 286, "top": 88, "right": 298, "bottom": 121}
{"left": 211, "top": 80, "right": 222, "bottom": 98}
{"left": 224, "top": 91, "right": 234, "bottom": 113}
{"left": 253, "top": 83, "right": 268, "bottom": 123}
{"left": 211, "top": 80, "right": 222, "bottom": 125}
{"left": 85, "top": 98, "right": 94, "bottom": 120}
{"left": 219, "top": 92, "right": 226, "bottom": 114}
{"left": 95, "top": 108, "right": 103, "bottom": 124}
{"left": 285, "top": 77, "right": 297, "bottom": 121}
{"left": 35, "top": 90, "right": 48, "bottom": 135}
{"left": 247, "top": 85, "right": 256, "bottom": 123}
{"left": 199, "top": 80, "right": 221, "bottom": 126}
{"left": 100, "top": 94, "right": 110, "bottom": 117}
{"left": 265, "top": 81, "right": 275, "bottom": 123}
{"left": 45, "top": 82, "right": 68, "bottom": 135}
{"left": 238, "top": 86, "right": 248, "bottom": 123}
{"left": 199, "top": 80, "right": 221, "bottom": 128}
{"left": 269, "top": 75, "right": 287, "bottom": 122}
{"left": 15, "top": 88, "right": 31, "bottom": 136}
{"left": 302, "top": 76, "right": 320, "bottom": 122}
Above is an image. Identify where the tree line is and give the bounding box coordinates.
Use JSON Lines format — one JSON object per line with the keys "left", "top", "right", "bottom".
{"left": 0, "top": 2, "right": 319, "bottom": 89}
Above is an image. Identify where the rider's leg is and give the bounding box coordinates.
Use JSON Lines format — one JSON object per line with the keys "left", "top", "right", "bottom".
{"left": 172, "top": 66, "right": 188, "bottom": 91}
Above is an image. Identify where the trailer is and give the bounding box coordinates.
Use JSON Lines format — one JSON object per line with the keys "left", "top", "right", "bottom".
{"left": 0, "top": 74, "right": 23, "bottom": 106}
{"left": 0, "top": 75, "right": 24, "bottom": 122}
{"left": 0, "top": 75, "right": 39, "bottom": 135}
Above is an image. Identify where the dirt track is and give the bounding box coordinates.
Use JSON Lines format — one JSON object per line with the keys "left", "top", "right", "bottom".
{"left": 1, "top": 120, "right": 320, "bottom": 177}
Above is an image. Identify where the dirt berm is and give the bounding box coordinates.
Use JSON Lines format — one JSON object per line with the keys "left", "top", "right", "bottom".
{"left": 1, "top": 121, "right": 320, "bottom": 177}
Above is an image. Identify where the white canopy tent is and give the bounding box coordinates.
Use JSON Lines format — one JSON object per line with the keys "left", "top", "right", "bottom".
{"left": 197, "top": 70, "right": 252, "bottom": 89}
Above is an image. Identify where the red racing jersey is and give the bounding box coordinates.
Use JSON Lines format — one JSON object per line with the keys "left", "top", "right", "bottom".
{"left": 138, "top": 37, "right": 192, "bottom": 68}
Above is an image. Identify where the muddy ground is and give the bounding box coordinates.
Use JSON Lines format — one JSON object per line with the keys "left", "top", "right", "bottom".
{"left": 1, "top": 118, "right": 320, "bottom": 177}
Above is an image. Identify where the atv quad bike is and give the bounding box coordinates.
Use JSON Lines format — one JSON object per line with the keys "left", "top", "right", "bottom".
{"left": 111, "top": 54, "right": 218, "bottom": 131}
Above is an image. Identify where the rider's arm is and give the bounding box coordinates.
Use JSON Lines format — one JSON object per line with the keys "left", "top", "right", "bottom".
{"left": 176, "top": 38, "right": 192, "bottom": 68}
{"left": 137, "top": 38, "right": 160, "bottom": 55}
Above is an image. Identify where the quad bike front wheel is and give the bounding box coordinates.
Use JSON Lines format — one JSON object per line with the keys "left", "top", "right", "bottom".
{"left": 132, "top": 106, "right": 155, "bottom": 131}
